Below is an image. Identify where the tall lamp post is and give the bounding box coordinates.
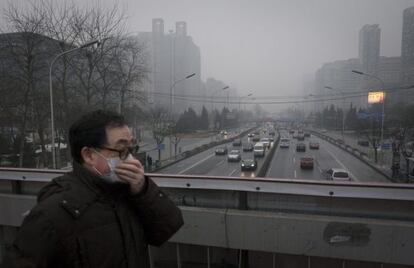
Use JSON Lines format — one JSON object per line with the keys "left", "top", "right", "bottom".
{"left": 49, "top": 39, "right": 100, "bottom": 169}
{"left": 239, "top": 93, "right": 253, "bottom": 111}
{"left": 211, "top": 86, "right": 229, "bottom": 112}
{"left": 168, "top": 72, "right": 196, "bottom": 157}
{"left": 325, "top": 86, "right": 346, "bottom": 142}
{"left": 352, "top": 70, "right": 386, "bottom": 148}
{"left": 169, "top": 73, "right": 196, "bottom": 116}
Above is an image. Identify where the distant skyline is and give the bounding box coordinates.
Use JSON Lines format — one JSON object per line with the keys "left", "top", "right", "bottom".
{"left": 1, "top": 0, "right": 413, "bottom": 101}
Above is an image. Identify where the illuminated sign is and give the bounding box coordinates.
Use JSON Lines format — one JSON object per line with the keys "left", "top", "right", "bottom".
{"left": 368, "top": 91, "right": 385, "bottom": 104}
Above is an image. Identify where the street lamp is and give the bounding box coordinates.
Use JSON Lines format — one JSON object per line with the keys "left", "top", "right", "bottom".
{"left": 168, "top": 72, "right": 196, "bottom": 157}
{"left": 352, "top": 69, "right": 386, "bottom": 149}
{"left": 169, "top": 72, "right": 196, "bottom": 115}
{"left": 239, "top": 93, "right": 253, "bottom": 111}
{"left": 325, "top": 86, "right": 345, "bottom": 142}
{"left": 211, "top": 86, "right": 229, "bottom": 112}
{"left": 49, "top": 39, "right": 100, "bottom": 169}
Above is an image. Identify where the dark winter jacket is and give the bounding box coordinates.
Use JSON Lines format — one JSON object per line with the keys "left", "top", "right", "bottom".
{"left": 6, "top": 162, "right": 183, "bottom": 267}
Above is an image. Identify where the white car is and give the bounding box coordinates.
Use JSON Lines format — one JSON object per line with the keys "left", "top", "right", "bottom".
{"left": 279, "top": 138, "right": 290, "bottom": 148}
{"left": 327, "top": 168, "right": 351, "bottom": 181}
{"left": 227, "top": 149, "right": 241, "bottom": 162}
{"left": 260, "top": 138, "right": 271, "bottom": 148}
{"left": 253, "top": 142, "right": 265, "bottom": 157}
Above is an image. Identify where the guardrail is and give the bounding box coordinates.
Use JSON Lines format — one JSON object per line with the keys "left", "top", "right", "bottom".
{"left": 2, "top": 169, "right": 414, "bottom": 266}
{"left": 256, "top": 132, "right": 280, "bottom": 177}
{"left": 152, "top": 126, "right": 259, "bottom": 172}
{"left": 308, "top": 130, "right": 394, "bottom": 182}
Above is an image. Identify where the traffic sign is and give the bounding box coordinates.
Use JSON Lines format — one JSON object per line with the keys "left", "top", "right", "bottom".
{"left": 381, "top": 143, "right": 391, "bottom": 150}
{"left": 357, "top": 112, "right": 383, "bottom": 120}
{"left": 157, "top": 143, "right": 165, "bottom": 151}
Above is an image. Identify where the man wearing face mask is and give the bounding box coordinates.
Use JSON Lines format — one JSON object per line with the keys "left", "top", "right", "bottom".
{"left": 6, "top": 110, "right": 184, "bottom": 268}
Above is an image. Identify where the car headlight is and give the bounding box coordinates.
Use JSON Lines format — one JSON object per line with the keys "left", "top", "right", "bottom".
{"left": 241, "top": 164, "right": 245, "bottom": 166}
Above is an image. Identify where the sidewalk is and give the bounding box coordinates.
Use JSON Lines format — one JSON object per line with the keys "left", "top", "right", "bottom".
{"left": 324, "top": 130, "right": 392, "bottom": 169}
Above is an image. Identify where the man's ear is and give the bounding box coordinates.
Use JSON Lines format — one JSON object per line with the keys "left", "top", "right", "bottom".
{"left": 81, "top": 147, "right": 95, "bottom": 165}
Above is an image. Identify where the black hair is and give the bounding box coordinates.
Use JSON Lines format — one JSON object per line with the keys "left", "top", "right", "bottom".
{"left": 69, "top": 110, "right": 128, "bottom": 164}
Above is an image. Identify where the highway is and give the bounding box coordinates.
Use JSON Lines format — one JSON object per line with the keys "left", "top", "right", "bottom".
{"left": 266, "top": 130, "right": 390, "bottom": 183}
{"left": 159, "top": 133, "right": 270, "bottom": 178}
{"left": 158, "top": 127, "right": 390, "bottom": 183}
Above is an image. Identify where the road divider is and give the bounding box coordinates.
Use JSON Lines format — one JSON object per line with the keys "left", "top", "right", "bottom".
{"left": 256, "top": 132, "right": 280, "bottom": 177}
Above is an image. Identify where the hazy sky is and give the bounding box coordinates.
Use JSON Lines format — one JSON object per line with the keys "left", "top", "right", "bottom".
{"left": 2, "top": 0, "right": 414, "bottom": 98}
{"left": 120, "top": 0, "right": 413, "bottom": 97}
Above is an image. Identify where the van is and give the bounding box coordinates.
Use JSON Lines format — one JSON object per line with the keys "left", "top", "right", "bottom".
{"left": 280, "top": 138, "right": 290, "bottom": 148}
{"left": 254, "top": 142, "right": 265, "bottom": 157}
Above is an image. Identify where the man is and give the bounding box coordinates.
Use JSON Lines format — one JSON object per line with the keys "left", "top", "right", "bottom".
{"left": 147, "top": 155, "right": 153, "bottom": 170}
{"left": 7, "top": 110, "right": 183, "bottom": 267}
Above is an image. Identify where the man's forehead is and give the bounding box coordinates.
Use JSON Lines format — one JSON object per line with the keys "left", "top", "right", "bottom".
{"left": 105, "top": 125, "right": 133, "bottom": 145}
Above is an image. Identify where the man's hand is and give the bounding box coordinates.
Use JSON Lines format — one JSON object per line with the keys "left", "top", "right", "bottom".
{"left": 115, "top": 158, "right": 146, "bottom": 194}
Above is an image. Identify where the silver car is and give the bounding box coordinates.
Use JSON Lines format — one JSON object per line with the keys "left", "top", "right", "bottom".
{"left": 227, "top": 149, "right": 241, "bottom": 162}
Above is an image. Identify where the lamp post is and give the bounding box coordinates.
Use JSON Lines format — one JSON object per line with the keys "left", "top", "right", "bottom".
{"left": 352, "top": 70, "right": 386, "bottom": 149}
{"left": 49, "top": 39, "right": 100, "bottom": 169}
{"left": 169, "top": 72, "right": 196, "bottom": 116}
{"left": 211, "top": 86, "right": 229, "bottom": 112}
{"left": 239, "top": 93, "right": 253, "bottom": 111}
{"left": 325, "top": 86, "right": 345, "bottom": 142}
{"left": 168, "top": 72, "right": 196, "bottom": 157}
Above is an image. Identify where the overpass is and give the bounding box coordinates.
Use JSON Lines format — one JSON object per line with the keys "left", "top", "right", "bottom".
{"left": 1, "top": 168, "right": 413, "bottom": 267}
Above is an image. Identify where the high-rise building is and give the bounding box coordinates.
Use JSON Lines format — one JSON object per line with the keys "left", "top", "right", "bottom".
{"left": 137, "top": 19, "right": 201, "bottom": 114}
{"left": 378, "top": 56, "right": 402, "bottom": 104}
{"left": 401, "top": 7, "right": 414, "bottom": 88}
{"left": 314, "top": 59, "right": 362, "bottom": 110}
{"left": 359, "top": 24, "right": 381, "bottom": 89}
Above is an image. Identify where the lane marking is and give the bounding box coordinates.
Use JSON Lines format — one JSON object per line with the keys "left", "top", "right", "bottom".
{"left": 293, "top": 157, "right": 296, "bottom": 163}
{"left": 323, "top": 145, "right": 359, "bottom": 181}
{"left": 228, "top": 169, "right": 237, "bottom": 177}
{"left": 294, "top": 170, "right": 297, "bottom": 178}
{"left": 178, "top": 153, "right": 215, "bottom": 174}
{"left": 215, "top": 160, "right": 224, "bottom": 167}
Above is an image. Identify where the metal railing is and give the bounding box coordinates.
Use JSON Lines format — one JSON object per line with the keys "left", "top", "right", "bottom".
{"left": 1, "top": 168, "right": 414, "bottom": 266}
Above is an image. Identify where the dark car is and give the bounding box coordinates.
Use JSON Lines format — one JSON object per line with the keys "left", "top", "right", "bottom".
{"left": 296, "top": 143, "right": 306, "bottom": 152}
{"left": 300, "top": 157, "right": 314, "bottom": 169}
{"left": 243, "top": 143, "right": 254, "bottom": 152}
{"left": 0, "top": 154, "right": 17, "bottom": 167}
{"left": 232, "top": 139, "right": 242, "bottom": 146}
{"left": 358, "top": 140, "right": 369, "bottom": 147}
{"left": 309, "top": 142, "right": 320, "bottom": 150}
{"left": 241, "top": 159, "right": 257, "bottom": 171}
{"left": 304, "top": 132, "right": 311, "bottom": 137}
{"left": 215, "top": 147, "right": 228, "bottom": 155}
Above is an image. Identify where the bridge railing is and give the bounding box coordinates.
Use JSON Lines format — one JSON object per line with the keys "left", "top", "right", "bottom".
{"left": 1, "top": 168, "right": 414, "bottom": 266}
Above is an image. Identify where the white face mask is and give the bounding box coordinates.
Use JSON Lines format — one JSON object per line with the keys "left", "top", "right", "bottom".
{"left": 102, "top": 157, "right": 122, "bottom": 183}
{"left": 93, "top": 150, "right": 132, "bottom": 184}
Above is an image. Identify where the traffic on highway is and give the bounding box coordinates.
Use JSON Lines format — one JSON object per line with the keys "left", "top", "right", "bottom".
{"left": 158, "top": 123, "right": 390, "bottom": 183}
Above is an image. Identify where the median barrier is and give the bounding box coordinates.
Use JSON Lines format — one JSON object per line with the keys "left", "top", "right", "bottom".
{"left": 151, "top": 126, "right": 260, "bottom": 172}
{"left": 256, "top": 133, "right": 280, "bottom": 177}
